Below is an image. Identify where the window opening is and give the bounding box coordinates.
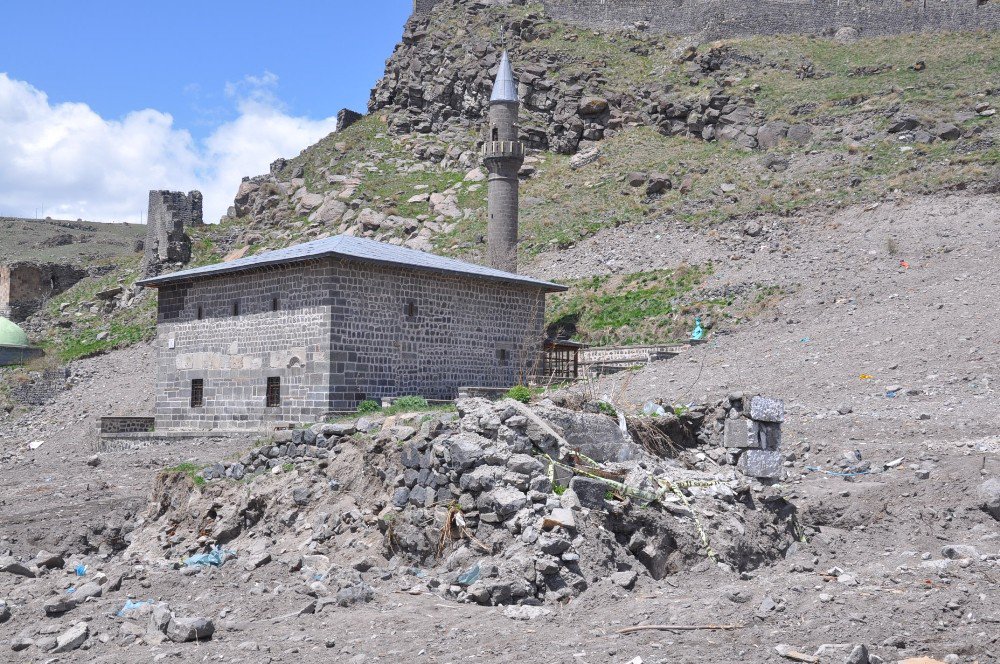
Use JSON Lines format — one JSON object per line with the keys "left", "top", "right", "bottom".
{"left": 190, "top": 379, "right": 204, "bottom": 408}
{"left": 266, "top": 377, "right": 281, "bottom": 407}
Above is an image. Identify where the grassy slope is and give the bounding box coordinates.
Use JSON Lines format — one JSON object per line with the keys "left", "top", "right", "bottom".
{"left": 0, "top": 218, "right": 144, "bottom": 265}
{"left": 260, "top": 5, "right": 998, "bottom": 262}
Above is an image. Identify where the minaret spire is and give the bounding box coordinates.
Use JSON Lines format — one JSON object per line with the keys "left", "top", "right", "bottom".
{"left": 482, "top": 50, "right": 524, "bottom": 274}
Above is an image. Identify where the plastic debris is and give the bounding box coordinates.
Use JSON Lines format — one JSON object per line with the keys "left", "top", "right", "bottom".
{"left": 806, "top": 466, "right": 871, "bottom": 478}
{"left": 859, "top": 374, "right": 874, "bottom": 380}
{"left": 457, "top": 563, "right": 481, "bottom": 587}
{"left": 184, "top": 546, "right": 235, "bottom": 568}
{"left": 643, "top": 402, "right": 667, "bottom": 417}
{"left": 116, "top": 599, "right": 154, "bottom": 617}
{"left": 28, "top": 440, "right": 44, "bottom": 450}
{"left": 690, "top": 317, "right": 705, "bottom": 341}
{"left": 74, "top": 564, "right": 86, "bottom": 577}
{"left": 886, "top": 390, "right": 898, "bottom": 398}
{"left": 899, "top": 260, "right": 910, "bottom": 269}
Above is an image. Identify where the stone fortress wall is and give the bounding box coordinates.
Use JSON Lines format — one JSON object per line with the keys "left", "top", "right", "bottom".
{"left": 1, "top": 262, "right": 87, "bottom": 322}
{"left": 414, "top": 0, "right": 999, "bottom": 37}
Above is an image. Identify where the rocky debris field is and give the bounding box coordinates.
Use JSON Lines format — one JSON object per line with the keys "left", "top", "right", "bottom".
{"left": 1, "top": 190, "right": 998, "bottom": 662}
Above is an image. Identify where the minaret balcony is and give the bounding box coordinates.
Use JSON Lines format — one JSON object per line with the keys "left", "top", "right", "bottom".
{"left": 481, "top": 141, "right": 525, "bottom": 159}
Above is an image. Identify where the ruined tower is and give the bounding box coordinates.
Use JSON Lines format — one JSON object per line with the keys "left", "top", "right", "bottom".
{"left": 142, "top": 190, "right": 202, "bottom": 277}
{"left": 483, "top": 51, "right": 524, "bottom": 274}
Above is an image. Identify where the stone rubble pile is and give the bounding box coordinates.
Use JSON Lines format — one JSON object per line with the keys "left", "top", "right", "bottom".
{"left": 163, "top": 395, "right": 799, "bottom": 608}
{"left": 378, "top": 397, "right": 796, "bottom": 605}
{"left": 199, "top": 420, "right": 370, "bottom": 481}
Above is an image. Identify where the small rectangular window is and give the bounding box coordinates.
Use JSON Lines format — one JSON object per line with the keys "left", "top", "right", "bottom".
{"left": 404, "top": 301, "right": 417, "bottom": 319}
{"left": 232, "top": 300, "right": 240, "bottom": 316}
{"left": 196, "top": 306, "right": 203, "bottom": 320}
{"left": 497, "top": 348, "right": 509, "bottom": 366}
{"left": 190, "top": 379, "right": 204, "bottom": 408}
{"left": 272, "top": 297, "right": 279, "bottom": 312}
{"left": 266, "top": 377, "right": 281, "bottom": 407}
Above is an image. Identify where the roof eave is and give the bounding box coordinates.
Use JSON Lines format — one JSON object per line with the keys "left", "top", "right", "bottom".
{"left": 137, "top": 252, "right": 567, "bottom": 293}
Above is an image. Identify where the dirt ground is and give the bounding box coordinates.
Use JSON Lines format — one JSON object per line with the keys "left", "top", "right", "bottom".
{"left": 0, "top": 193, "right": 998, "bottom": 663}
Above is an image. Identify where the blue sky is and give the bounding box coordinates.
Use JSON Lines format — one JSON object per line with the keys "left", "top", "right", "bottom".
{"left": 0, "top": 1, "right": 412, "bottom": 223}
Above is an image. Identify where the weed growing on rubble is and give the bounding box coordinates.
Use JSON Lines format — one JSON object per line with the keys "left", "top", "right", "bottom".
{"left": 164, "top": 462, "right": 206, "bottom": 488}
{"left": 506, "top": 385, "right": 533, "bottom": 403}
{"left": 356, "top": 400, "right": 381, "bottom": 414}
{"left": 552, "top": 484, "right": 567, "bottom": 496}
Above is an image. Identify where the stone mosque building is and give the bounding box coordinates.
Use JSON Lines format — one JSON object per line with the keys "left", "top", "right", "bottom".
{"left": 139, "top": 53, "right": 565, "bottom": 431}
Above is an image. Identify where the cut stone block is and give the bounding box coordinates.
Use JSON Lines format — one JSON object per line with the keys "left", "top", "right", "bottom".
{"left": 724, "top": 418, "right": 757, "bottom": 448}
{"left": 749, "top": 396, "right": 785, "bottom": 423}
{"left": 737, "top": 449, "right": 783, "bottom": 480}
{"left": 753, "top": 421, "right": 782, "bottom": 451}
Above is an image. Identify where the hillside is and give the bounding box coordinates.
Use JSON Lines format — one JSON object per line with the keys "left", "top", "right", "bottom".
{"left": 186, "top": 0, "right": 997, "bottom": 346}
{"left": 0, "top": 217, "right": 144, "bottom": 265}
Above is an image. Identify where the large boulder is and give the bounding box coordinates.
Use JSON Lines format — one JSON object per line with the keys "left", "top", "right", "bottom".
{"left": 533, "top": 404, "right": 641, "bottom": 463}
{"left": 309, "top": 198, "right": 347, "bottom": 224}
{"left": 578, "top": 96, "right": 610, "bottom": 116}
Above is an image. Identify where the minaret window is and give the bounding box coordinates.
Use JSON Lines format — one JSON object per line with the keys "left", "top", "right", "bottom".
{"left": 492, "top": 127, "right": 499, "bottom": 141}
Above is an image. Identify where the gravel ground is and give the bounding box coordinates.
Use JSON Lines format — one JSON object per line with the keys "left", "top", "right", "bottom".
{"left": 0, "top": 194, "right": 998, "bottom": 663}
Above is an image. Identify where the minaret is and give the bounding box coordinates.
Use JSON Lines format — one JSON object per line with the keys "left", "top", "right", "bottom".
{"left": 483, "top": 51, "right": 524, "bottom": 274}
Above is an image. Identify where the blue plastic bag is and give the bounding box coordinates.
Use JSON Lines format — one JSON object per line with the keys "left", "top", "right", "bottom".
{"left": 690, "top": 317, "right": 705, "bottom": 341}
{"left": 457, "top": 563, "right": 481, "bottom": 587}
{"left": 184, "top": 546, "right": 235, "bottom": 568}
{"left": 116, "top": 599, "right": 154, "bottom": 617}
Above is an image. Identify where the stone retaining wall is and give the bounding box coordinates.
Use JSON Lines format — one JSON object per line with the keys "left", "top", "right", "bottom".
{"left": 414, "top": 0, "right": 999, "bottom": 37}
{"left": 99, "top": 417, "right": 156, "bottom": 435}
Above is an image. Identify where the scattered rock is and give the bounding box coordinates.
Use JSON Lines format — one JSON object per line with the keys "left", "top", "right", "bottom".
{"left": 0, "top": 556, "right": 35, "bottom": 578}
{"left": 611, "top": 569, "right": 638, "bottom": 590}
{"left": 52, "top": 622, "right": 89, "bottom": 653}
{"left": 166, "top": 616, "right": 216, "bottom": 643}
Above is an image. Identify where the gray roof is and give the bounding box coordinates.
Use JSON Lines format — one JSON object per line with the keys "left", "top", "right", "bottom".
{"left": 490, "top": 51, "right": 518, "bottom": 103}
{"left": 137, "top": 234, "right": 566, "bottom": 292}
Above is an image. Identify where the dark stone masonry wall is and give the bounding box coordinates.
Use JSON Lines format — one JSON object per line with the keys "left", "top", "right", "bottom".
{"left": 414, "top": 0, "right": 999, "bottom": 37}
{"left": 154, "top": 262, "right": 335, "bottom": 431}
{"left": 327, "top": 259, "right": 546, "bottom": 411}
{"left": 154, "top": 258, "right": 548, "bottom": 430}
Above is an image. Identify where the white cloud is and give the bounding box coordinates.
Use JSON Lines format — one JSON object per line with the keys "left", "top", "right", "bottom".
{"left": 0, "top": 72, "right": 337, "bottom": 224}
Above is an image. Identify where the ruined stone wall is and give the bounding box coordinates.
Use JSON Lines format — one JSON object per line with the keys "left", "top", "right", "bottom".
{"left": 414, "top": 0, "right": 999, "bottom": 36}
{"left": 0, "top": 262, "right": 87, "bottom": 322}
{"left": 142, "top": 190, "right": 202, "bottom": 276}
{"left": 153, "top": 262, "right": 334, "bottom": 431}
{"left": 154, "top": 258, "right": 549, "bottom": 429}
{"left": 327, "top": 258, "right": 547, "bottom": 410}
